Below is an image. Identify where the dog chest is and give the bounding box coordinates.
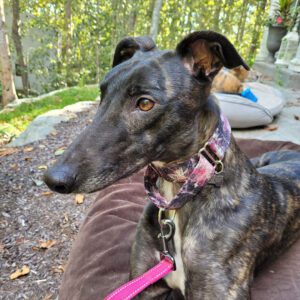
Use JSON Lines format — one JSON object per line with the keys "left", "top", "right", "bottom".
{"left": 157, "top": 178, "right": 187, "bottom": 295}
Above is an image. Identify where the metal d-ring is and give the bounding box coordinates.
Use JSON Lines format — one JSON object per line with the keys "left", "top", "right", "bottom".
{"left": 214, "top": 160, "right": 224, "bottom": 174}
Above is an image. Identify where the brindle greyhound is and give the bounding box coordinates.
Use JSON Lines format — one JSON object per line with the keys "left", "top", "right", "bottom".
{"left": 44, "top": 31, "right": 300, "bottom": 299}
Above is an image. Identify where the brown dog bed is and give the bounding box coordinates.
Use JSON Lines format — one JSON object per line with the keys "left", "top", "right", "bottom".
{"left": 59, "top": 139, "right": 300, "bottom": 300}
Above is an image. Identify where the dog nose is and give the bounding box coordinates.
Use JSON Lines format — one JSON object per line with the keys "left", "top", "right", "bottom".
{"left": 43, "top": 165, "right": 77, "bottom": 194}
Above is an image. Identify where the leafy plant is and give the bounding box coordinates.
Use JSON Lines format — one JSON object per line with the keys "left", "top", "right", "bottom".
{"left": 265, "top": 0, "right": 294, "bottom": 28}
{"left": 9, "top": 0, "right": 270, "bottom": 97}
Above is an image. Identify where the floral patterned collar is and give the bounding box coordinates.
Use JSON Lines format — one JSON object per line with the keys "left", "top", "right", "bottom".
{"left": 144, "top": 113, "right": 231, "bottom": 210}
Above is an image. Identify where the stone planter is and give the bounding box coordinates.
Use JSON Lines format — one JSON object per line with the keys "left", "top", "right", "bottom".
{"left": 267, "top": 25, "right": 287, "bottom": 57}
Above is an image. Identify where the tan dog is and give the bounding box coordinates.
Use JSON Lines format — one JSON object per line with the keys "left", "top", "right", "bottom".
{"left": 212, "top": 66, "right": 249, "bottom": 94}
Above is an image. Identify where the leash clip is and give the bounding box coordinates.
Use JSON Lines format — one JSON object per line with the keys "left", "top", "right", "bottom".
{"left": 158, "top": 209, "right": 176, "bottom": 270}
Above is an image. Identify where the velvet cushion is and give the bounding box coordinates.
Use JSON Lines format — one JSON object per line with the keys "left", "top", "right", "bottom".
{"left": 59, "top": 139, "right": 300, "bottom": 300}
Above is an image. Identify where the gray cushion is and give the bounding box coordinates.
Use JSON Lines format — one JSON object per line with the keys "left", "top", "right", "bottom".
{"left": 215, "top": 82, "right": 285, "bottom": 129}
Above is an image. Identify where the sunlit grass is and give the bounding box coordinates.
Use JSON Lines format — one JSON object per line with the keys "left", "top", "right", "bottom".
{"left": 0, "top": 86, "right": 99, "bottom": 145}
{"left": 0, "top": 86, "right": 99, "bottom": 131}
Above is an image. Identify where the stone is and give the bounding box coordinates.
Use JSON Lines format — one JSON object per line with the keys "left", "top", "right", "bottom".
{"left": 233, "top": 106, "right": 300, "bottom": 145}
{"left": 7, "top": 101, "right": 96, "bottom": 147}
{"left": 232, "top": 86, "right": 300, "bottom": 145}
{"left": 253, "top": 62, "right": 300, "bottom": 89}
{"left": 289, "top": 42, "right": 300, "bottom": 73}
{"left": 255, "top": 0, "right": 280, "bottom": 62}
{"left": 275, "top": 29, "right": 299, "bottom": 67}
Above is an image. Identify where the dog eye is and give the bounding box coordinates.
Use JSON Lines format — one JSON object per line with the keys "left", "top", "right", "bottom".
{"left": 136, "top": 98, "right": 155, "bottom": 111}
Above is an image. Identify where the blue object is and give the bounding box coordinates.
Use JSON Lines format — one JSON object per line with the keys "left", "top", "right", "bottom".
{"left": 241, "top": 88, "right": 258, "bottom": 102}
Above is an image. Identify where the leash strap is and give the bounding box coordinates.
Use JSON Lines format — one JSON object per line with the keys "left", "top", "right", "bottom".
{"left": 104, "top": 258, "right": 174, "bottom": 300}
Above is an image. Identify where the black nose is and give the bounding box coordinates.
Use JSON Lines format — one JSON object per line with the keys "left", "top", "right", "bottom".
{"left": 43, "top": 165, "right": 77, "bottom": 194}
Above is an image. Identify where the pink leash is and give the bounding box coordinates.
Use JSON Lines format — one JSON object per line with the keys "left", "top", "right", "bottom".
{"left": 104, "top": 257, "right": 174, "bottom": 300}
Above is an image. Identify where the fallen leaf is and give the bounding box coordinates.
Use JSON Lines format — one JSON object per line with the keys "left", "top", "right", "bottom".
{"left": 38, "top": 165, "right": 48, "bottom": 170}
{"left": 295, "top": 115, "right": 300, "bottom": 121}
{"left": 52, "top": 265, "right": 65, "bottom": 273}
{"left": 32, "top": 179, "right": 44, "bottom": 186}
{"left": 64, "top": 214, "right": 69, "bottom": 222}
{"left": 54, "top": 148, "right": 65, "bottom": 156}
{"left": 39, "top": 239, "right": 56, "bottom": 249}
{"left": 0, "top": 148, "right": 18, "bottom": 157}
{"left": 264, "top": 124, "right": 278, "bottom": 131}
{"left": 41, "top": 191, "right": 53, "bottom": 196}
{"left": 10, "top": 163, "right": 18, "bottom": 170}
{"left": 42, "top": 294, "right": 53, "bottom": 300}
{"left": 24, "top": 157, "right": 32, "bottom": 161}
{"left": 24, "top": 147, "right": 34, "bottom": 152}
{"left": 15, "top": 237, "right": 26, "bottom": 245}
{"left": 10, "top": 266, "right": 30, "bottom": 280}
{"left": 75, "top": 194, "right": 84, "bottom": 204}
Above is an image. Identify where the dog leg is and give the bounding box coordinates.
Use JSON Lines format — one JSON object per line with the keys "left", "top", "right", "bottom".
{"left": 183, "top": 238, "right": 256, "bottom": 300}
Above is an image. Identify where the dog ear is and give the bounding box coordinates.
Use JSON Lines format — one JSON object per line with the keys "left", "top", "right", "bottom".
{"left": 112, "top": 36, "right": 156, "bottom": 67}
{"left": 176, "top": 31, "right": 249, "bottom": 81}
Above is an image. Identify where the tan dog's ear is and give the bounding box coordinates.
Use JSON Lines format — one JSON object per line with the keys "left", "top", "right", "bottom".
{"left": 112, "top": 36, "right": 156, "bottom": 67}
{"left": 176, "top": 31, "right": 249, "bottom": 81}
{"left": 230, "top": 66, "right": 249, "bottom": 82}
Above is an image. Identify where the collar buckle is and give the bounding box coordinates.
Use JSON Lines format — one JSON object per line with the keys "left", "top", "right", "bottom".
{"left": 199, "top": 142, "right": 224, "bottom": 174}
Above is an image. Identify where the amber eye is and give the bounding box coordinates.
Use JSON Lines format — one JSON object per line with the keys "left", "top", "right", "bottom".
{"left": 136, "top": 98, "right": 155, "bottom": 111}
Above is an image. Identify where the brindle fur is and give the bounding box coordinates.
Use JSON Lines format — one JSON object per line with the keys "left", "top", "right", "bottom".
{"left": 44, "top": 31, "right": 300, "bottom": 299}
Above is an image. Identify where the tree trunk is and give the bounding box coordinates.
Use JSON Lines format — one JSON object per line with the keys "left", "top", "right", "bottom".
{"left": 222, "top": 0, "right": 233, "bottom": 34}
{"left": 248, "top": 0, "right": 268, "bottom": 59}
{"left": 235, "top": 0, "right": 249, "bottom": 45}
{"left": 95, "top": 0, "right": 101, "bottom": 83}
{"left": 12, "top": 0, "right": 29, "bottom": 96}
{"left": 62, "top": 0, "right": 72, "bottom": 85}
{"left": 111, "top": 0, "right": 119, "bottom": 52}
{"left": 150, "top": 0, "right": 163, "bottom": 41}
{"left": 213, "top": 3, "right": 222, "bottom": 32}
{"left": 147, "top": 0, "right": 156, "bottom": 34}
{"left": 0, "top": 0, "right": 17, "bottom": 107}
{"left": 128, "top": 4, "right": 138, "bottom": 35}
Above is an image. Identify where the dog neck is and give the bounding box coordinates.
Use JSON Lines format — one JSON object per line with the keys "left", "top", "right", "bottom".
{"left": 145, "top": 106, "right": 234, "bottom": 210}
{"left": 153, "top": 138, "right": 255, "bottom": 207}
{"left": 153, "top": 96, "right": 221, "bottom": 202}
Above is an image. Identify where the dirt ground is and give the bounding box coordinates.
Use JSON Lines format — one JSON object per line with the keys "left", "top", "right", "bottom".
{"left": 0, "top": 104, "right": 98, "bottom": 300}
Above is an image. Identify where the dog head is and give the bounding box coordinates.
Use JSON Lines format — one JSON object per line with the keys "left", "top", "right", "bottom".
{"left": 44, "top": 31, "right": 248, "bottom": 194}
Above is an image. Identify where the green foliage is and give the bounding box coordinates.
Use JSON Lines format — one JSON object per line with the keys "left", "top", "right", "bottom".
{"left": 0, "top": 86, "right": 99, "bottom": 132}
{"left": 8, "top": 0, "right": 270, "bottom": 94}
{"left": 265, "top": 0, "right": 294, "bottom": 28}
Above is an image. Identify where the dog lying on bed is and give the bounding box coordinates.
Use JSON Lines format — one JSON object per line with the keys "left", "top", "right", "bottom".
{"left": 212, "top": 66, "right": 248, "bottom": 94}
{"left": 44, "top": 31, "right": 300, "bottom": 299}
